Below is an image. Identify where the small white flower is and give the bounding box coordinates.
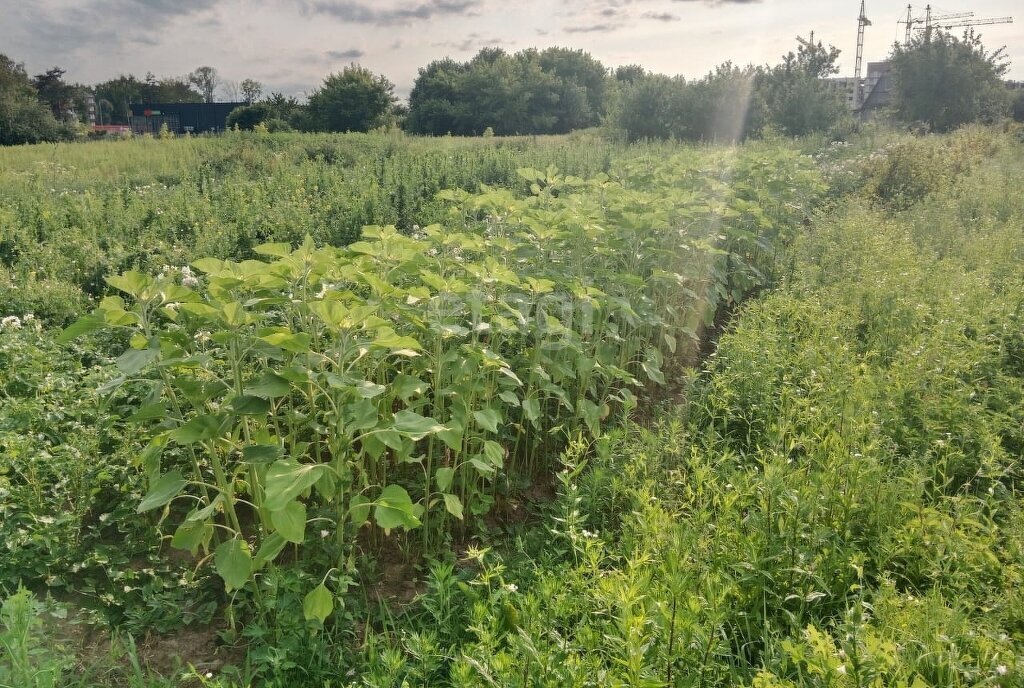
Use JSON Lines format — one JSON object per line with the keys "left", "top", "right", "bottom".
{"left": 996, "top": 665, "right": 1008, "bottom": 676}
{"left": 1, "top": 315, "right": 22, "bottom": 329}
{"left": 205, "top": 671, "right": 214, "bottom": 678}
{"left": 22, "top": 313, "right": 34, "bottom": 322}
{"left": 836, "top": 665, "right": 847, "bottom": 675}
{"left": 182, "top": 275, "right": 200, "bottom": 288}
{"left": 320, "top": 529, "right": 330, "bottom": 538}
{"left": 165, "top": 302, "right": 180, "bottom": 312}
{"left": 505, "top": 583, "right": 518, "bottom": 593}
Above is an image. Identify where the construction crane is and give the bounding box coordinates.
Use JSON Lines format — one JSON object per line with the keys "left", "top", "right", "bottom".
{"left": 900, "top": 5, "right": 1013, "bottom": 44}
{"left": 854, "top": 1, "right": 871, "bottom": 109}
{"left": 899, "top": 5, "right": 972, "bottom": 46}
{"left": 932, "top": 16, "right": 1013, "bottom": 32}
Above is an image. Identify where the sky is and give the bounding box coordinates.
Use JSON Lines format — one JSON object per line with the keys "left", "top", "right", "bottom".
{"left": 2, "top": 0, "right": 1021, "bottom": 101}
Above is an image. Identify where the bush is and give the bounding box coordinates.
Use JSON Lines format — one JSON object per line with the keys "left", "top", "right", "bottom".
{"left": 226, "top": 103, "right": 271, "bottom": 131}
{"left": 1012, "top": 91, "right": 1024, "bottom": 123}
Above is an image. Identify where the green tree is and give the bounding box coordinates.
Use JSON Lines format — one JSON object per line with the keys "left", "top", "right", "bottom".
{"left": 756, "top": 38, "right": 848, "bottom": 137}
{"left": 889, "top": 30, "right": 1010, "bottom": 132}
{"left": 31, "top": 67, "right": 76, "bottom": 120}
{"left": 406, "top": 58, "right": 467, "bottom": 135}
{"left": 614, "top": 64, "right": 647, "bottom": 85}
{"left": 240, "top": 78, "right": 263, "bottom": 104}
{"left": 93, "top": 75, "right": 144, "bottom": 123}
{"left": 153, "top": 78, "right": 202, "bottom": 103}
{"left": 188, "top": 66, "right": 219, "bottom": 103}
{"left": 406, "top": 47, "right": 610, "bottom": 136}
{"left": 610, "top": 73, "right": 690, "bottom": 142}
{"left": 0, "top": 55, "right": 69, "bottom": 144}
{"left": 306, "top": 64, "right": 396, "bottom": 133}
{"left": 538, "top": 47, "right": 609, "bottom": 130}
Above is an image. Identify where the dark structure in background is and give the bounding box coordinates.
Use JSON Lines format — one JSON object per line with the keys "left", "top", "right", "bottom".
{"left": 129, "top": 102, "right": 244, "bottom": 135}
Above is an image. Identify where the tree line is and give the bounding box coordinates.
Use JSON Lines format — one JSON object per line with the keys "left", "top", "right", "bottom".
{"left": 2, "top": 31, "right": 1021, "bottom": 147}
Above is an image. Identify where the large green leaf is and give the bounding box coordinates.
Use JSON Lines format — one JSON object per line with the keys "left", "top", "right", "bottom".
{"left": 435, "top": 466, "right": 455, "bottom": 492}
{"left": 243, "top": 371, "right": 292, "bottom": 399}
{"left": 260, "top": 331, "right": 311, "bottom": 353}
{"left": 270, "top": 501, "right": 307, "bottom": 544}
{"left": 215, "top": 539, "right": 252, "bottom": 592}
{"left": 242, "top": 444, "right": 283, "bottom": 464}
{"left": 56, "top": 312, "right": 104, "bottom": 344}
{"left": 443, "top": 493, "right": 464, "bottom": 520}
{"left": 106, "top": 271, "right": 151, "bottom": 298}
{"left": 483, "top": 440, "right": 505, "bottom": 468}
{"left": 303, "top": 583, "right": 333, "bottom": 623}
{"left": 522, "top": 397, "right": 541, "bottom": 423}
{"left": 137, "top": 470, "right": 186, "bottom": 513}
{"left": 116, "top": 347, "right": 159, "bottom": 376}
{"left": 170, "top": 414, "right": 224, "bottom": 445}
{"left": 349, "top": 495, "right": 371, "bottom": 525}
{"left": 253, "top": 532, "right": 288, "bottom": 570}
{"left": 171, "top": 519, "right": 212, "bottom": 555}
{"left": 230, "top": 395, "right": 271, "bottom": 416}
{"left": 473, "top": 408, "right": 500, "bottom": 433}
{"left": 392, "top": 410, "right": 446, "bottom": 440}
{"left": 264, "top": 460, "right": 327, "bottom": 511}
{"left": 374, "top": 484, "right": 420, "bottom": 531}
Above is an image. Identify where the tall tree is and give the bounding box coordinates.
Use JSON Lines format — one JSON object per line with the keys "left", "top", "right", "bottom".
{"left": 94, "top": 75, "right": 144, "bottom": 123}
{"left": 1, "top": 54, "right": 68, "bottom": 144}
{"left": 306, "top": 64, "right": 396, "bottom": 132}
{"left": 189, "top": 66, "right": 219, "bottom": 103}
{"left": 154, "top": 77, "right": 202, "bottom": 103}
{"left": 756, "top": 38, "right": 847, "bottom": 137}
{"left": 406, "top": 47, "right": 612, "bottom": 136}
{"left": 240, "top": 78, "right": 263, "bottom": 104}
{"left": 32, "top": 67, "right": 75, "bottom": 120}
{"left": 889, "top": 30, "right": 1010, "bottom": 132}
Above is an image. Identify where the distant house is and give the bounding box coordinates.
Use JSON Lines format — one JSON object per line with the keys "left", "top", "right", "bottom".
{"left": 129, "top": 102, "right": 245, "bottom": 135}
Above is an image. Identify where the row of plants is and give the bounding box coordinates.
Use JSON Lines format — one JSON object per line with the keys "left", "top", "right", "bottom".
{"left": 0, "top": 131, "right": 626, "bottom": 325}
{"left": 318, "top": 129, "right": 1024, "bottom": 686}
{"left": 54, "top": 142, "right": 822, "bottom": 637}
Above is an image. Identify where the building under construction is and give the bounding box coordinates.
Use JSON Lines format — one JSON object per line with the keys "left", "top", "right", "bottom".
{"left": 824, "top": 3, "right": 1012, "bottom": 119}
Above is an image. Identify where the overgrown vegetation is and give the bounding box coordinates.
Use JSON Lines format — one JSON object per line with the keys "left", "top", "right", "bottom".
{"left": 1, "top": 127, "right": 1022, "bottom": 686}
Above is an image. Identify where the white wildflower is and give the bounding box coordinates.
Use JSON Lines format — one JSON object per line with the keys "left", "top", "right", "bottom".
{"left": 1, "top": 316, "right": 22, "bottom": 329}
{"left": 22, "top": 313, "right": 34, "bottom": 322}
{"left": 320, "top": 530, "right": 330, "bottom": 539}
{"left": 996, "top": 665, "right": 1008, "bottom": 676}
{"left": 836, "top": 665, "right": 846, "bottom": 675}
{"left": 505, "top": 583, "right": 518, "bottom": 593}
{"left": 182, "top": 275, "right": 200, "bottom": 288}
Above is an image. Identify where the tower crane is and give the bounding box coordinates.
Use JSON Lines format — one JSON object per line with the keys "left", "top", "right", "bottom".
{"left": 900, "top": 5, "right": 1013, "bottom": 44}
{"left": 854, "top": 1, "right": 871, "bottom": 109}
{"left": 899, "top": 5, "right": 972, "bottom": 46}
{"left": 933, "top": 16, "right": 1013, "bottom": 32}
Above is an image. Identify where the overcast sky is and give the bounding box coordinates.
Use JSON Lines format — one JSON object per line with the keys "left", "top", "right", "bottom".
{"left": 2, "top": 0, "right": 1021, "bottom": 100}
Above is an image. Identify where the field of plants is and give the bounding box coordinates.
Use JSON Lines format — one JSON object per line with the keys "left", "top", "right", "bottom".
{"left": 1, "top": 125, "right": 1022, "bottom": 687}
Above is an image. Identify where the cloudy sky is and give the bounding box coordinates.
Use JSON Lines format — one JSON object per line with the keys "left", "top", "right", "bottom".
{"left": 3, "top": 0, "right": 1021, "bottom": 100}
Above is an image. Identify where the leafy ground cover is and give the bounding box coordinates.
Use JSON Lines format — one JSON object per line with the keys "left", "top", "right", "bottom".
{"left": 1, "top": 126, "right": 1021, "bottom": 686}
